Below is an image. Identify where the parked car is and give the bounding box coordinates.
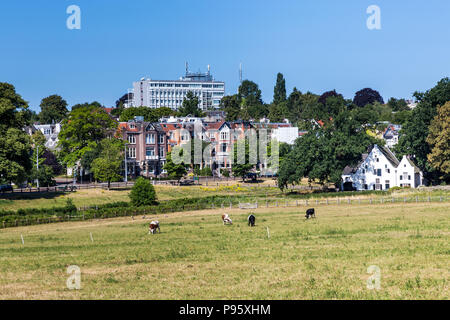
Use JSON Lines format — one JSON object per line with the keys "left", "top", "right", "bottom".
{"left": 0, "top": 184, "right": 13, "bottom": 192}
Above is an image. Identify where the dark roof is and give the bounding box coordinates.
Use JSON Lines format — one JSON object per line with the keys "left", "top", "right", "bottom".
{"left": 377, "top": 145, "right": 399, "bottom": 167}
{"left": 342, "top": 153, "right": 369, "bottom": 175}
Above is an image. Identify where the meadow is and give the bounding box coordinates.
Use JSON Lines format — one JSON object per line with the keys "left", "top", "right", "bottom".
{"left": 0, "top": 201, "right": 448, "bottom": 299}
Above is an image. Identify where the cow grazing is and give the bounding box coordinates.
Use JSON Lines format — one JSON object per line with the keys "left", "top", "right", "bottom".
{"left": 222, "top": 214, "right": 232, "bottom": 225}
{"left": 248, "top": 214, "right": 256, "bottom": 227}
{"left": 305, "top": 208, "right": 315, "bottom": 219}
{"left": 149, "top": 221, "right": 160, "bottom": 234}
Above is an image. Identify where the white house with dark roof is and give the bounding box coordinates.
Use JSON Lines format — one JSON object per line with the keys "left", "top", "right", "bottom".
{"left": 341, "top": 144, "right": 423, "bottom": 191}
{"left": 382, "top": 124, "right": 402, "bottom": 148}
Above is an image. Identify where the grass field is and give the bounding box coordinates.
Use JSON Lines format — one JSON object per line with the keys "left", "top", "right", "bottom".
{"left": 0, "top": 201, "right": 448, "bottom": 299}
{"left": 1, "top": 182, "right": 447, "bottom": 212}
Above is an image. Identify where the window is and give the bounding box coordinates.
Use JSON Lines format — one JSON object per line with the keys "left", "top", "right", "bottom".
{"left": 221, "top": 143, "right": 227, "bottom": 152}
{"left": 146, "top": 133, "right": 155, "bottom": 144}
{"left": 128, "top": 134, "right": 136, "bottom": 144}
{"left": 376, "top": 178, "right": 380, "bottom": 184}
{"left": 385, "top": 180, "right": 390, "bottom": 190}
{"left": 376, "top": 158, "right": 379, "bottom": 162}
{"left": 408, "top": 175, "right": 411, "bottom": 180}
{"left": 159, "top": 146, "right": 165, "bottom": 158}
{"left": 377, "top": 169, "right": 382, "bottom": 176}
{"left": 129, "top": 123, "right": 136, "bottom": 129}
{"left": 220, "top": 131, "right": 228, "bottom": 140}
{"left": 127, "top": 147, "right": 136, "bottom": 159}
{"left": 386, "top": 168, "right": 390, "bottom": 173}
{"left": 146, "top": 147, "right": 155, "bottom": 157}
{"left": 159, "top": 134, "right": 164, "bottom": 144}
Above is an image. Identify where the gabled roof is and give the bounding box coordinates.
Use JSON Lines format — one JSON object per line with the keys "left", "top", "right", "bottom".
{"left": 377, "top": 145, "right": 399, "bottom": 167}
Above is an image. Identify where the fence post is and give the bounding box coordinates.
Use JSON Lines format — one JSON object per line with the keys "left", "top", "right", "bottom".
{"left": 229, "top": 202, "right": 232, "bottom": 209}
{"left": 3, "top": 221, "right": 5, "bottom": 228}
{"left": 276, "top": 201, "right": 278, "bottom": 207}
{"left": 296, "top": 200, "right": 298, "bottom": 206}
{"left": 404, "top": 197, "right": 406, "bottom": 203}
{"left": 256, "top": 201, "right": 258, "bottom": 208}
{"left": 358, "top": 198, "right": 361, "bottom": 205}
{"left": 348, "top": 199, "right": 350, "bottom": 204}
{"left": 306, "top": 199, "right": 308, "bottom": 206}
{"left": 416, "top": 196, "right": 418, "bottom": 203}
{"left": 428, "top": 196, "right": 430, "bottom": 202}
{"left": 370, "top": 199, "right": 372, "bottom": 204}
{"left": 440, "top": 196, "right": 442, "bottom": 202}
{"left": 285, "top": 200, "right": 287, "bottom": 207}
{"left": 326, "top": 199, "right": 329, "bottom": 205}
{"left": 15, "top": 220, "right": 18, "bottom": 227}
{"left": 266, "top": 201, "right": 268, "bottom": 208}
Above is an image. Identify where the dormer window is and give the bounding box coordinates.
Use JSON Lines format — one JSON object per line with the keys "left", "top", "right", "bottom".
{"left": 129, "top": 123, "right": 136, "bottom": 129}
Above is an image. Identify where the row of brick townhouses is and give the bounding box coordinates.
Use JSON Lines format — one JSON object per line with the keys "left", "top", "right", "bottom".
{"left": 119, "top": 116, "right": 292, "bottom": 178}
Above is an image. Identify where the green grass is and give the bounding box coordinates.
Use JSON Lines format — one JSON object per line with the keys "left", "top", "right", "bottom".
{"left": 0, "top": 201, "right": 448, "bottom": 299}
{"left": 1, "top": 183, "right": 446, "bottom": 212}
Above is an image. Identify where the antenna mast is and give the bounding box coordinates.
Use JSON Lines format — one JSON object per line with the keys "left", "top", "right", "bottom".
{"left": 239, "top": 62, "right": 243, "bottom": 84}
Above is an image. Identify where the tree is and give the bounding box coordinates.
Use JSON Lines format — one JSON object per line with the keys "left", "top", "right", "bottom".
{"left": 120, "top": 106, "right": 155, "bottom": 122}
{"left": 178, "top": 91, "right": 203, "bottom": 117}
{"left": 91, "top": 138, "right": 124, "bottom": 189}
{"left": 42, "top": 149, "right": 63, "bottom": 175}
{"left": 29, "top": 130, "right": 55, "bottom": 186}
{"left": 396, "top": 77, "right": 450, "bottom": 179}
{"left": 238, "top": 80, "right": 264, "bottom": 120}
{"left": 58, "top": 104, "right": 117, "bottom": 167}
{"left": 38, "top": 95, "right": 68, "bottom": 124}
{"left": 0, "top": 82, "right": 32, "bottom": 185}
{"left": 30, "top": 165, "right": 55, "bottom": 187}
{"left": 231, "top": 139, "right": 254, "bottom": 181}
{"left": 273, "top": 73, "right": 287, "bottom": 105}
{"left": 267, "top": 101, "right": 288, "bottom": 122}
{"left": 278, "top": 111, "right": 377, "bottom": 189}
{"left": 353, "top": 88, "right": 384, "bottom": 107}
{"left": 387, "top": 98, "right": 410, "bottom": 112}
{"left": 163, "top": 150, "right": 188, "bottom": 181}
{"left": 220, "top": 95, "right": 241, "bottom": 121}
{"left": 318, "top": 90, "right": 343, "bottom": 106}
{"left": 129, "top": 177, "right": 157, "bottom": 206}
{"left": 426, "top": 101, "right": 450, "bottom": 182}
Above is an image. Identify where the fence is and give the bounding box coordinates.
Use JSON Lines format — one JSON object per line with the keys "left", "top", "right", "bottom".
{"left": 0, "top": 194, "right": 447, "bottom": 230}
{"left": 0, "top": 182, "right": 136, "bottom": 195}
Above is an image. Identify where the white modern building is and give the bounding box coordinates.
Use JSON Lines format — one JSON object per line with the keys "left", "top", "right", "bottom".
{"left": 130, "top": 65, "right": 225, "bottom": 110}
{"left": 341, "top": 144, "right": 424, "bottom": 191}
{"left": 382, "top": 124, "right": 402, "bottom": 148}
{"left": 272, "top": 127, "right": 299, "bottom": 145}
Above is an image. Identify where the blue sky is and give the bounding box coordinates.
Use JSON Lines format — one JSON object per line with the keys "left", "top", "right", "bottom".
{"left": 1, "top": 0, "right": 449, "bottom": 112}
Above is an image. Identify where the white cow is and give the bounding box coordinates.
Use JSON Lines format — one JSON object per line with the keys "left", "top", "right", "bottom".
{"left": 149, "top": 221, "right": 160, "bottom": 234}
{"left": 222, "top": 214, "right": 232, "bottom": 225}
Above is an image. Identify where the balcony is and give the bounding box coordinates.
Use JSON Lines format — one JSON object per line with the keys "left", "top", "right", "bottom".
{"left": 146, "top": 155, "right": 159, "bottom": 160}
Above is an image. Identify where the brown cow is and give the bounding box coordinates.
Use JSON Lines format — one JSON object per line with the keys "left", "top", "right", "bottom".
{"left": 149, "top": 221, "right": 160, "bottom": 234}
{"left": 222, "top": 214, "right": 232, "bottom": 225}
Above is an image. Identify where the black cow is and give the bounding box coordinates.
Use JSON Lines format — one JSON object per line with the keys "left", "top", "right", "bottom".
{"left": 305, "top": 208, "right": 315, "bottom": 219}
{"left": 247, "top": 214, "right": 256, "bottom": 227}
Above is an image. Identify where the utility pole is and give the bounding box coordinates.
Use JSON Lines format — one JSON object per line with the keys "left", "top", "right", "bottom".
{"left": 124, "top": 144, "right": 128, "bottom": 183}
{"left": 36, "top": 145, "right": 39, "bottom": 188}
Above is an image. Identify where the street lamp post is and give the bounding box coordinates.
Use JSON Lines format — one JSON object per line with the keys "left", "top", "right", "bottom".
{"left": 36, "top": 145, "right": 39, "bottom": 189}
{"left": 124, "top": 144, "right": 128, "bottom": 183}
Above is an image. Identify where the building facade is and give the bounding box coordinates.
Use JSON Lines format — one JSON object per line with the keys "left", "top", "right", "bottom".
{"left": 341, "top": 144, "right": 423, "bottom": 191}
{"left": 119, "top": 118, "right": 168, "bottom": 178}
{"left": 131, "top": 66, "right": 225, "bottom": 110}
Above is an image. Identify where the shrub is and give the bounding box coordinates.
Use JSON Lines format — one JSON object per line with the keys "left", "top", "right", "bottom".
{"left": 129, "top": 177, "right": 157, "bottom": 206}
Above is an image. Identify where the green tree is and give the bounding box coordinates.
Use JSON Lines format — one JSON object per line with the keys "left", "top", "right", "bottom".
{"left": 278, "top": 111, "right": 377, "bottom": 189}
{"left": 220, "top": 95, "right": 241, "bottom": 121}
{"left": 129, "top": 177, "right": 157, "bottom": 206}
{"left": 267, "top": 101, "right": 289, "bottom": 122}
{"left": 38, "top": 95, "right": 68, "bottom": 123}
{"left": 178, "top": 91, "right": 203, "bottom": 117}
{"left": 231, "top": 139, "right": 254, "bottom": 181}
{"left": 387, "top": 98, "right": 410, "bottom": 112}
{"left": 273, "top": 73, "right": 287, "bottom": 105}
{"left": 396, "top": 77, "right": 450, "bottom": 179}
{"left": 163, "top": 150, "right": 188, "bottom": 181}
{"left": 426, "top": 101, "right": 450, "bottom": 182}
{"left": 0, "top": 82, "right": 32, "bottom": 185}
{"left": 238, "top": 80, "right": 265, "bottom": 120}
{"left": 58, "top": 104, "right": 117, "bottom": 167}
{"left": 91, "top": 138, "right": 124, "bottom": 189}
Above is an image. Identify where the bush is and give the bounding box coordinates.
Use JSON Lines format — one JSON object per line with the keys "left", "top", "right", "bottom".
{"left": 129, "top": 177, "right": 157, "bottom": 206}
{"left": 220, "top": 169, "right": 230, "bottom": 177}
